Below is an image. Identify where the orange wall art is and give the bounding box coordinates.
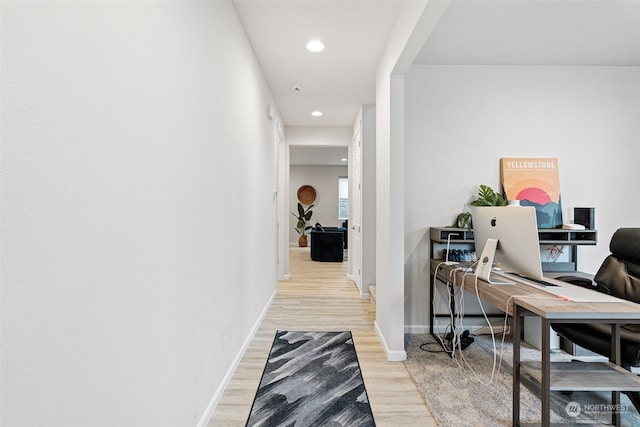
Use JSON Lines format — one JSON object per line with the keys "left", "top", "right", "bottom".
{"left": 500, "top": 158, "right": 563, "bottom": 229}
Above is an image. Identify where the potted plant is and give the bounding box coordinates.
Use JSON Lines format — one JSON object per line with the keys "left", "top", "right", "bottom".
{"left": 453, "top": 185, "right": 506, "bottom": 229}
{"left": 470, "top": 184, "right": 507, "bottom": 206}
{"left": 291, "top": 202, "right": 314, "bottom": 247}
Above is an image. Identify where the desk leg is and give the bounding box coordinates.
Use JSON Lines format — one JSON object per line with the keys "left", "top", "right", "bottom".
{"left": 513, "top": 305, "right": 522, "bottom": 427}
{"left": 611, "top": 323, "right": 621, "bottom": 427}
{"left": 541, "top": 319, "right": 551, "bottom": 427}
{"left": 429, "top": 275, "right": 435, "bottom": 342}
{"left": 430, "top": 275, "right": 457, "bottom": 355}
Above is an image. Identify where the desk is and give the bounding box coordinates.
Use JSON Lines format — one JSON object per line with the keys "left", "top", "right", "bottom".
{"left": 513, "top": 297, "right": 640, "bottom": 427}
{"left": 430, "top": 262, "right": 640, "bottom": 426}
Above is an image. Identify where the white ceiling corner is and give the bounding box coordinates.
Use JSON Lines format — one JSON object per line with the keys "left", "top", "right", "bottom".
{"left": 233, "top": 0, "right": 402, "bottom": 127}
{"left": 234, "top": 0, "right": 640, "bottom": 128}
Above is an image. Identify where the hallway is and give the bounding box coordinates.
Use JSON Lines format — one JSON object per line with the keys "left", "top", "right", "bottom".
{"left": 209, "top": 247, "right": 436, "bottom": 426}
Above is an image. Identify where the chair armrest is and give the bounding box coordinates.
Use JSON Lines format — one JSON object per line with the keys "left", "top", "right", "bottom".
{"left": 555, "top": 275, "right": 611, "bottom": 294}
{"left": 555, "top": 275, "right": 593, "bottom": 286}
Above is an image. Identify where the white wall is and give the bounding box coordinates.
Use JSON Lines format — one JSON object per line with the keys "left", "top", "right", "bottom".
{"left": 404, "top": 64, "right": 640, "bottom": 331}
{"left": 286, "top": 126, "right": 352, "bottom": 147}
{"left": 289, "top": 165, "right": 348, "bottom": 244}
{"left": 1, "top": 2, "right": 279, "bottom": 426}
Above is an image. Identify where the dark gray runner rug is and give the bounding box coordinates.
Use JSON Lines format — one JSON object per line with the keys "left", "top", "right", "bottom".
{"left": 405, "top": 333, "right": 640, "bottom": 426}
{"left": 246, "top": 331, "right": 376, "bottom": 427}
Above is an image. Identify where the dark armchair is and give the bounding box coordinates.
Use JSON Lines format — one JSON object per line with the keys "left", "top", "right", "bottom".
{"left": 552, "top": 228, "right": 640, "bottom": 410}
{"left": 310, "top": 224, "right": 344, "bottom": 262}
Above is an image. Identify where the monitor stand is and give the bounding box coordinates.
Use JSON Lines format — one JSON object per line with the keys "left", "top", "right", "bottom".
{"left": 475, "top": 238, "right": 513, "bottom": 285}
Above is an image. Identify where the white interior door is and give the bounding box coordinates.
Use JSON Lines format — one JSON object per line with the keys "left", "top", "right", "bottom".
{"left": 276, "top": 126, "right": 289, "bottom": 280}
{"left": 351, "top": 129, "right": 363, "bottom": 294}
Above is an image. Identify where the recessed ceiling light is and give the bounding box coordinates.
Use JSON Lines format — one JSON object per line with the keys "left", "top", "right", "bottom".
{"left": 341, "top": 158, "right": 348, "bottom": 162}
{"left": 306, "top": 40, "right": 325, "bottom": 52}
{"left": 311, "top": 111, "right": 323, "bottom": 117}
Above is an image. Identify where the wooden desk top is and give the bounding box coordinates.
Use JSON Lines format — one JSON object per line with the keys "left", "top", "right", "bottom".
{"left": 513, "top": 296, "right": 640, "bottom": 322}
{"left": 430, "top": 260, "right": 640, "bottom": 322}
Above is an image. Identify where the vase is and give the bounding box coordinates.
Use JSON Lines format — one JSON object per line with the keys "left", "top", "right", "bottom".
{"left": 298, "top": 235, "right": 308, "bottom": 247}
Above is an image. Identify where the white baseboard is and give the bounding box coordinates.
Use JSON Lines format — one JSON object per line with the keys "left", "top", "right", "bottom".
{"left": 346, "top": 275, "right": 369, "bottom": 299}
{"left": 404, "top": 324, "right": 430, "bottom": 334}
{"left": 374, "top": 320, "right": 406, "bottom": 362}
{"left": 349, "top": 279, "right": 369, "bottom": 300}
{"left": 196, "top": 288, "right": 277, "bottom": 427}
{"left": 403, "top": 322, "right": 510, "bottom": 336}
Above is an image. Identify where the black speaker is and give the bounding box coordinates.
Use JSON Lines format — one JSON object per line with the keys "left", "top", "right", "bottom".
{"left": 574, "top": 207, "right": 595, "bottom": 230}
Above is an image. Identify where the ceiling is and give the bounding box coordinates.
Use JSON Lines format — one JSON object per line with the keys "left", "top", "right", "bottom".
{"left": 290, "top": 146, "right": 348, "bottom": 166}
{"left": 233, "top": 0, "right": 639, "bottom": 129}
{"left": 234, "top": 0, "right": 638, "bottom": 168}
{"left": 414, "top": 0, "right": 640, "bottom": 66}
{"left": 232, "top": 0, "right": 401, "bottom": 127}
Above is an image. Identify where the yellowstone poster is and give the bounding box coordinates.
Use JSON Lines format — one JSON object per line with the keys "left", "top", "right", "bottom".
{"left": 500, "top": 158, "right": 563, "bottom": 228}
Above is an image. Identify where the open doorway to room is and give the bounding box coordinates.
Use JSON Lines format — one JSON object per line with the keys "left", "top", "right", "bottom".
{"left": 278, "top": 120, "right": 372, "bottom": 301}
{"left": 288, "top": 145, "right": 351, "bottom": 272}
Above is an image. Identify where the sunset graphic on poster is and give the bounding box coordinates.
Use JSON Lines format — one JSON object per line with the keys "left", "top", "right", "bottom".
{"left": 500, "top": 158, "right": 563, "bottom": 228}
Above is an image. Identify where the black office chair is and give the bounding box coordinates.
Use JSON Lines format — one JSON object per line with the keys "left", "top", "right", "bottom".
{"left": 552, "top": 228, "right": 640, "bottom": 411}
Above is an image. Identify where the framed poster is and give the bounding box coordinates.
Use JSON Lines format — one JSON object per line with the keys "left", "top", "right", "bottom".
{"left": 500, "top": 158, "right": 562, "bottom": 228}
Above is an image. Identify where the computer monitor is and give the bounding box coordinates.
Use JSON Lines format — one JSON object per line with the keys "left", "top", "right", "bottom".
{"left": 470, "top": 206, "right": 543, "bottom": 281}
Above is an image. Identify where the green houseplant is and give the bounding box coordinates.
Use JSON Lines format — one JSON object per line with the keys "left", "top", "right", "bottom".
{"left": 453, "top": 185, "right": 506, "bottom": 229}
{"left": 291, "top": 202, "right": 314, "bottom": 247}
{"left": 470, "top": 184, "right": 507, "bottom": 207}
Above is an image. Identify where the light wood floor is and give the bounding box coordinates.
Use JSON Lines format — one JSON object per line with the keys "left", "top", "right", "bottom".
{"left": 208, "top": 247, "right": 438, "bottom": 427}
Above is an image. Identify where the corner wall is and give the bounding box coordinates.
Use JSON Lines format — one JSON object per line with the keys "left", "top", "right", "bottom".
{"left": 374, "top": 0, "right": 439, "bottom": 361}
{"left": 1, "top": 2, "right": 279, "bottom": 426}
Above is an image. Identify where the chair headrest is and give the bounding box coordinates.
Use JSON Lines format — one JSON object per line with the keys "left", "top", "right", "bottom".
{"left": 610, "top": 228, "right": 640, "bottom": 264}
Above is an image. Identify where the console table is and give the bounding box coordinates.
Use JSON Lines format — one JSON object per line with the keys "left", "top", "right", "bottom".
{"left": 429, "top": 227, "right": 599, "bottom": 343}
{"left": 512, "top": 296, "right": 640, "bottom": 426}
{"left": 431, "top": 264, "right": 640, "bottom": 426}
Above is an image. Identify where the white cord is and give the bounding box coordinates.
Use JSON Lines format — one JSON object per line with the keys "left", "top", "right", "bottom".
{"left": 467, "top": 273, "right": 498, "bottom": 385}
{"left": 431, "top": 262, "right": 453, "bottom": 352}
{"left": 450, "top": 268, "right": 498, "bottom": 386}
{"left": 434, "top": 262, "right": 568, "bottom": 386}
{"left": 431, "top": 262, "right": 475, "bottom": 355}
{"left": 447, "top": 261, "right": 479, "bottom": 362}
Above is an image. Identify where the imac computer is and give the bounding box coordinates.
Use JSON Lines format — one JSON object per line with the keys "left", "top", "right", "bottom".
{"left": 470, "top": 206, "right": 545, "bottom": 284}
{"left": 469, "top": 206, "right": 620, "bottom": 302}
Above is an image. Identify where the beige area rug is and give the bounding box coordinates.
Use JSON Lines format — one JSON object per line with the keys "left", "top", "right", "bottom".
{"left": 405, "top": 333, "right": 640, "bottom": 426}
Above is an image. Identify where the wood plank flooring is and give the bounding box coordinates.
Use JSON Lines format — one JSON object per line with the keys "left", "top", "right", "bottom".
{"left": 208, "top": 247, "right": 437, "bottom": 427}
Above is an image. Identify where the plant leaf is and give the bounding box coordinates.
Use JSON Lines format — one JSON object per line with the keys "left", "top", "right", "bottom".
{"left": 472, "top": 184, "right": 506, "bottom": 206}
